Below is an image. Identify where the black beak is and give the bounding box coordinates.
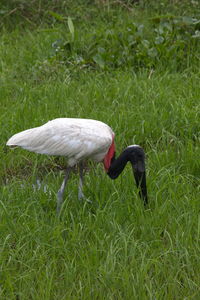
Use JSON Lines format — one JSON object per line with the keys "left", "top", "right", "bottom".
{"left": 132, "top": 161, "right": 148, "bottom": 206}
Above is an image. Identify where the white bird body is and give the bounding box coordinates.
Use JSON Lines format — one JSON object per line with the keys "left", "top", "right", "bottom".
{"left": 7, "top": 118, "right": 148, "bottom": 213}
{"left": 6, "top": 118, "right": 114, "bottom": 167}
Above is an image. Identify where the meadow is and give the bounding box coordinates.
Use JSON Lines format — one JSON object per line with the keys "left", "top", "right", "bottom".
{"left": 0, "top": 1, "right": 200, "bottom": 299}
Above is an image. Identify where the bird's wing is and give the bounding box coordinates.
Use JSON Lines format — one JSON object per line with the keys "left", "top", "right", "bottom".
{"left": 7, "top": 118, "right": 113, "bottom": 165}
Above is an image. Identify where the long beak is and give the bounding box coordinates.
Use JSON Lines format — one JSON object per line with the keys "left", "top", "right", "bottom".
{"left": 132, "top": 161, "right": 148, "bottom": 206}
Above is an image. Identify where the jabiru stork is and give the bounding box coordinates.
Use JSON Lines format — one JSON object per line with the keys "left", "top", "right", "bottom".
{"left": 6, "top": 118, "right": 148, "bottom": 213}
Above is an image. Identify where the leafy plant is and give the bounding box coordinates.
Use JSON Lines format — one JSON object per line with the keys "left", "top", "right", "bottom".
{"left": 49, "top": 15, "right": 200, "bottom": 71}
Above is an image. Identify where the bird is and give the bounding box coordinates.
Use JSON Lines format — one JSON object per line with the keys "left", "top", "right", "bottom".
{"left": 6, "top": 118, "right": 148, "bottom": 213}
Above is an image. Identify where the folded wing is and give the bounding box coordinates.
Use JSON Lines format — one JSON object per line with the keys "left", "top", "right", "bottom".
{"left": 7, "top": 118, "right": 114, "bottom": 166}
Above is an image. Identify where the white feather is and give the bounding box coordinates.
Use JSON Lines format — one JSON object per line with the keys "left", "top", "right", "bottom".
{"left": 7, "top": 118, "right": 114, "bottom": 166}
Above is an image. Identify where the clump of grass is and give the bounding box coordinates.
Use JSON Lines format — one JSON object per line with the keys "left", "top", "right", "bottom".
{"left": 47, "top": 14, "right": 200, "bottom": 72}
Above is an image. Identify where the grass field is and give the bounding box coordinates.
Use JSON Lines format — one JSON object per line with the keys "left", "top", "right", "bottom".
{"left": 0, "top": 1, "right": 200, "bottom": 299}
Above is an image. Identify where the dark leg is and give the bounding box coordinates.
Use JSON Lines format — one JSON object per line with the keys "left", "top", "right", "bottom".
{"left": 78, "top": 162, "right": 85, "bottom": 200}
{"left": 57, "top": 167, "right": 71, "bottom": 214}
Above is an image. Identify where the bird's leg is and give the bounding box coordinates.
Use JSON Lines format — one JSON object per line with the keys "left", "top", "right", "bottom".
{"left": 57, "top": 167, "right": 71, "bottom": 214}
{"left": 78, "top": 162, "right": 85, "bottom": 200}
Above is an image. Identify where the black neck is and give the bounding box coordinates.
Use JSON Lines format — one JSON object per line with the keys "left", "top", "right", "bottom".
{"left": 107, "top": 146, "right": 148, "bottom": 205}
{"left": 107, "top": 150, "right": 128, "bottom": 180}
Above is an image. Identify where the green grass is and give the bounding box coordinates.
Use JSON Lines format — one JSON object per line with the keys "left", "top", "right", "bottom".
{"left": 0, "top": 2, "right": 200, "bottom": 299}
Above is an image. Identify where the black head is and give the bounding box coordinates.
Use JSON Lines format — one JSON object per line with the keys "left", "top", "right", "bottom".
{"left": 125, "top": 145, "right": 148, "bottom": 206}
{"left": 125, "top": 145, "right": 145, "bottom": 171}
{"left": 107, "top": 144, "right": 148, "bottom": 206}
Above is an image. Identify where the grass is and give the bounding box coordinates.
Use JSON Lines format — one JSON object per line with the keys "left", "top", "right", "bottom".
{"left": 0, "top": 2, "right": 200, "bottom": 299}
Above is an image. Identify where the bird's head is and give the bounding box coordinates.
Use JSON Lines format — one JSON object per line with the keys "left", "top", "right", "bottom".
{"left": 125, "top": 145, "right": 145, "bottom": 171}
{"left": 107, "top": 144, "right": 148, "bottom": 206}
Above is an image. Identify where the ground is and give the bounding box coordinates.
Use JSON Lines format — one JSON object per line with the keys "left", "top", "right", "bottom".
{"left": 0, "top": 1, "right": 200, "bottom": 299}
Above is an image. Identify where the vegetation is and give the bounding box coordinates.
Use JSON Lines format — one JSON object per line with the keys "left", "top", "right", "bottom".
{"left": 0, "top": 1, "right": 200, "bottom": 299}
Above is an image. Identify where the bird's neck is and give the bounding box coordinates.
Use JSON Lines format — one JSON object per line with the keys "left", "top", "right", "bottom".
{"left": 106, "top": 149, "right": 129, "bottom": 179}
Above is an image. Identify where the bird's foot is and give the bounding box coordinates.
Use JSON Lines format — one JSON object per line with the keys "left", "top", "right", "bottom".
{"left": 78, "top": 191, "right": 92, "bottom": 203}
{"left": 78, "top": 190, "right": 85, "bottom": 201}
{"left": 32, "top": 178, "right": 41, "bottom": 191}
{"left": 32, "top": 179, "right": 50, "bottom": 195}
